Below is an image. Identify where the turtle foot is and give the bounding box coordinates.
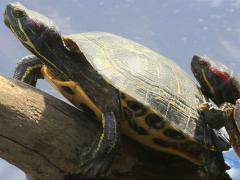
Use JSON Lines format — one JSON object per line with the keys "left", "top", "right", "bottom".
{"left": 199, "top": 102, "right": 227, "bottom": 130}
{"left": 199, "top": 102, "right": 212, "bottom": 112}
{"left": 79, "top": 112, "right": 119, "bottom": 178}
{"left": 79, "top": 146, "right": 114, "bottom": 178}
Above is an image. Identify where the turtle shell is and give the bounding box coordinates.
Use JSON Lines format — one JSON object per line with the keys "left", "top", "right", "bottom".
{"left": 65, "top": 32, "right": 228, "bottom": 150}
{"left": 67, "top": 32, "right": 201, "bottom": 132}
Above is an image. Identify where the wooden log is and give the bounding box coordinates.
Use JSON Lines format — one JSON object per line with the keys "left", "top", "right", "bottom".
{"left": 0, "top": 75, "right": 230, "bottom": 180}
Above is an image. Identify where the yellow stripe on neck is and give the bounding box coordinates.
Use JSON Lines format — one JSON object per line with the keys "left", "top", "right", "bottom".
{"left": 17, "top": 19, "right": 64, "bottom": 74}
{"left": 41, "top": 65, "right": 102, "bottom": 120}
{"left": 201, "top": 69, "right": 216, "bottom": 99}
{"left": 15, "top": 20, "right": 102, "bottom": 120}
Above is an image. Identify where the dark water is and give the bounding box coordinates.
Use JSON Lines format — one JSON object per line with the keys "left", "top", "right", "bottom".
{"left": 0, "top": 0, "right": 240, "bottom": 179}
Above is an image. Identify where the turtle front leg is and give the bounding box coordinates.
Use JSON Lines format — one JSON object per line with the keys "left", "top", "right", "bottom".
{"left": 79, "top": 112, "right": 120, "bottom": 177}
{"left": 199, "top": 101, "right": 240, "bottom": 157}
{"left": 13, "top": 55, "right": 43, "bottom": 87}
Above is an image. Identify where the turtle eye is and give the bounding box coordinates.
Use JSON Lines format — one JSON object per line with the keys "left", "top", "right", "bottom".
{"left": 13, "top": 8, "right": 26, "bottom": 18}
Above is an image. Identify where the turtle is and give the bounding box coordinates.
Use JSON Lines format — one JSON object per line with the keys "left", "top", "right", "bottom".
{"left": 191, "top": 55, "right": 240, "bottom": 157}
{"left": 4, "top": 2, "right": 230, "bottom": 178}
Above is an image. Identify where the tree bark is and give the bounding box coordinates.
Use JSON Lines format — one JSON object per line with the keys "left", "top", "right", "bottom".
{"left": 0, "top": 75, "right": 229, "bottom": 180}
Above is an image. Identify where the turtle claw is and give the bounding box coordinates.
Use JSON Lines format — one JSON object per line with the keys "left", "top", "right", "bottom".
{"left": 199, "top": 102, "right": 212, "bottom": 111}
{"left": 79, "top": 147, "right": 113, "bottom": 178}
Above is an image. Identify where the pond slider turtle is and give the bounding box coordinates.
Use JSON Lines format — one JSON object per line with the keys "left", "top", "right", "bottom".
{"left": 191, "top": 55, "right": 240, "bottom": 157}
{"left": 4, "top": 2, "right": 230, "bottom": 178}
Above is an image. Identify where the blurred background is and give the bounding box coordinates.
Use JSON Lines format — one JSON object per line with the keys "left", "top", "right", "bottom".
{"left": 0, "top": 0, "right": 240, "bottom": 179}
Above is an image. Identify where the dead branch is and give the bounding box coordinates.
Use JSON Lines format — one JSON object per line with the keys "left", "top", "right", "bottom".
{"left": 0, "top": 75, "right": 229, "bottom": 180}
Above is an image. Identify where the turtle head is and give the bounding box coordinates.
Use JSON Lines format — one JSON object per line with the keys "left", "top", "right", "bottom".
{"left": 4, "top": 2, "right": 71, "bottom": 78}
{"left": 191, "top": 55, "right": 240, "bottom": 105}
{"left": 4, "top": 2, "right": 61, "bottom": 50}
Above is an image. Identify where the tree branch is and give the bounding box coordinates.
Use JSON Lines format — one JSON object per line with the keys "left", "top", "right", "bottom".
{"left": 0, "top": 75, "right": 229, "bottom": 180}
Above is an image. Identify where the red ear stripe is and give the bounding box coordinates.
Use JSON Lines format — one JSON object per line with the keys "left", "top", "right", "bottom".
{"left": 208, "top": 66, "right": 230, "bottom": 81}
